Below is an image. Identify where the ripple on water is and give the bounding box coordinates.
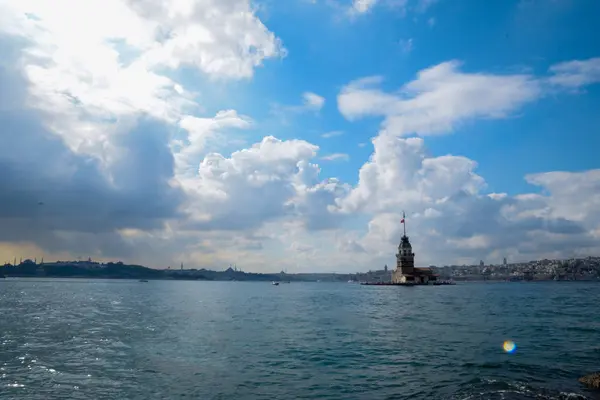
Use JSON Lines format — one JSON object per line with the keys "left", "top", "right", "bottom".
{"left": 1, "top": 280, "right": 600, "bottom": 399}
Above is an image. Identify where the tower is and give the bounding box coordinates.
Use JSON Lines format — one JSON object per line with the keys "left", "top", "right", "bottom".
{"left": 396, "top": 235, "right": 415, "bottom": 275}
{"left": 392, "top": 212, "right": 416, "bottom": 283}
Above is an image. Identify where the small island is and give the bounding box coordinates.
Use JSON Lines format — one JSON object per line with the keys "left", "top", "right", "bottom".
{"left": 362, "top": 213, "right": 453, "bottom": 286}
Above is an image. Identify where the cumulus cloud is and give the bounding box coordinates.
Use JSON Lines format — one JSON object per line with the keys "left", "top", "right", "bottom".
{"left": 176, "top": 110, "right": 253, "bottom": 176}
{"left": 350, "top": 154, "right": 600, "bottom": 267}
{"left": 331, "top": 58, "right": 600, "bottom": 268}
{"left": 0, "top": 68, "right": 185, "bottom": 259}
{"left": 336, "top": 134, "right": 486, "bottom": 214}
{"left": 179, "top": 136, "right": 321, "bottom": 231}
{"left": 0, "top": 0, "right": 285, "bottom": 159}
{"left": 0, "top": 0, "right": 285, "bottom": 81}
{"left": 1, "top": 1, "right": 600, "bottom": 275}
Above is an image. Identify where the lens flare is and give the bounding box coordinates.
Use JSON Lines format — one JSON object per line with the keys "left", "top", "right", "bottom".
{"left": 503, "top": 340, "right": 516, "bottom": 353}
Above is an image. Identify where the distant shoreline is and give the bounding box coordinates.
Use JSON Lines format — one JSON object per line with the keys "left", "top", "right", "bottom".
{"left": 3, "top": 276, "right": 600, "bottom": 285}
{"left": 3, "top": 256, "right": 600, "bottom": 283}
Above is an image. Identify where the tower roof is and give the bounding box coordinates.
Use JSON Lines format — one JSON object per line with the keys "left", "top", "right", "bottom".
{"left": 398, "top": 235, "right": 412, "bottom": 249}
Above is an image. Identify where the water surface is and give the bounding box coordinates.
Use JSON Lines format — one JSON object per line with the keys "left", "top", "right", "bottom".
{"left": 1, "top": 279, "right": 599, "bottom": 399}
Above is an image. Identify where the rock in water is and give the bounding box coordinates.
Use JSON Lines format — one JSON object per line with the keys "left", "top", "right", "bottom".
{"left": 579, "top": 373, "right": 600, "bottom": 389}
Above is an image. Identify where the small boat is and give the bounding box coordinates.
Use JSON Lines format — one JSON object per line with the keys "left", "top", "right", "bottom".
{"left": 139, "top": 279, "right": 149, "bottom": 282}
{"left": 272, "top": 281, "right": 279, "bottom": 286}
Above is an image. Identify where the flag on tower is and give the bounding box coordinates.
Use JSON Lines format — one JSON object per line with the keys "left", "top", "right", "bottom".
{"left": 400, "top": 218, "right": 405, "bottom": 223}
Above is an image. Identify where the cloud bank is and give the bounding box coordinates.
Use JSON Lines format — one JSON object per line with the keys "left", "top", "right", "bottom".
{"left": 1, "top": 0, "right": 599, "bottom": 272}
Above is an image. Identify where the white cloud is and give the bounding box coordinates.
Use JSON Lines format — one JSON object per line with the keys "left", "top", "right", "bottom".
{"left": 321, "top": 153, "right": 350, "bottom": 161}
{"left": 270, "top": 91, "right": 326, "bottom": 123}
{"left": 302, "top": 92, "right": 326, "bottom": 111}
{"left": 330, "top": 58, "right": 600, "bottom": 268}
{"left": 352, "top": 0, "right": 379, "bottom": 13}
{"left": 2, "top": 4, "right": 600, "bottom": 277}
{"left": 399, "top": 38, "right": 414, "bottom": 54}
{"left": 321, "top": 130, "right": 344, "bottom": 138}
{"left": 524, "top": 170, "right": 600, "bottom": 226}
{"left": 347, "top": 0, "right": 436, "bottom": 16}
{"left": 548, "top": 57, "right": 600, "bottom": 89}
{"left": 336, "top": 133, "right": 485, "bottom": 214}
{"left": 176, "top": 110, "right": 253, "bottom": 176}
{"left": 350, "top": 159, "right": 600, "bottom": 267}
{"left": 0, "top": 0, "right": 284, "bottom": 154}
{"left": 178, "top": 136, "right": 342, "bottom": 232}
{"left": 338, "top": 61, "right": 542, "bottom": 137}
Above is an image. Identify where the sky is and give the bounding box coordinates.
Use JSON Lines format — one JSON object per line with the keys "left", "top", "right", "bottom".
{"left": 0, "top": 0, "right": 599, "bottom": 272}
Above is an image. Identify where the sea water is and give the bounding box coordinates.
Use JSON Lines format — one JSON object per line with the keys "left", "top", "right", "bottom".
{"left": 1, "top": 279, "right": 599, "bottom": 399}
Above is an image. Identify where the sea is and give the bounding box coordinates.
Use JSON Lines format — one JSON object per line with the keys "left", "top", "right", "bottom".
{"left": 1, "top": 279, "right": 599, "bottom": 400}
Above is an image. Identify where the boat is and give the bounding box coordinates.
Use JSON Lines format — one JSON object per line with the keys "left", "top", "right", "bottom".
{"left": 432, "top": 280, "right": 455, "bottom": 285}
{"left": 139, "top": 279, "right": 149, "bottom": 282}
{"left": 272, "top": 281, "right": 279, "bottom": 286}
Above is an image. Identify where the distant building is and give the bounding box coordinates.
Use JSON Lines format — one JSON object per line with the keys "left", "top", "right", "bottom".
{"left": 384, "top": 264, "right": 388, "bottom": 272}
{"left": 391, "top": 213, "right": 436, "bottom": 284}
{"left": 480, "top": 260, "right": 484, "bottom": 267}
{"left": 503, "top": 257, "right": 507, "bottom": 266}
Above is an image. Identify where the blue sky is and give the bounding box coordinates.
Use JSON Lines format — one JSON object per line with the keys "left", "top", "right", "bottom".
{"left": 0, "top": 0, "right": 599, "bottom": 271}
{"left": 266, "top": 0, "right": 600, "bottom": 190}
{"left": 189, "top": 0, "right": 600, "bottom": 192}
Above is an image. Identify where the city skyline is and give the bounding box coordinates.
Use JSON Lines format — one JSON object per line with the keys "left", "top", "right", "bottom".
{"left": 0, "top": 0, "right": 599, "bottom": 273}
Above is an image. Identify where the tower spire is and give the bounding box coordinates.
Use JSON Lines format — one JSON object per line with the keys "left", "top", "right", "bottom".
{"left": 402, "top": 211, "right": 407, "bottom": 237}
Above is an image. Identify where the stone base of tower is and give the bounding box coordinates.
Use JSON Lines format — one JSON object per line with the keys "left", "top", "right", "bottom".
{"left": 392, "top": 269, "right": 437, "bottom": 284}
{"left": 392, "top": 270, "right": 415, "bottom": 284}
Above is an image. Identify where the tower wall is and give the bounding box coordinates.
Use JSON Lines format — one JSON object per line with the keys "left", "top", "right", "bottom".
{"left": 392, "top": 234, "right": 415, "bottom": 283}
